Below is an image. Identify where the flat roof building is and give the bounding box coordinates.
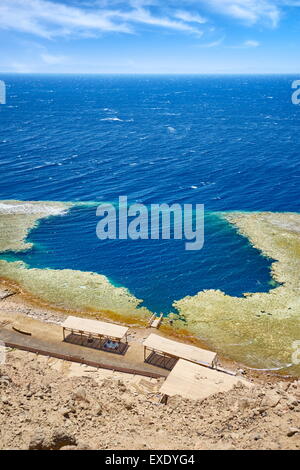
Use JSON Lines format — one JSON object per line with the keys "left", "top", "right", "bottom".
{"left": 62, "top": 316, "right": 129, "bottom": 354}
{"left": 143, "top": 333, "right": 217, "bottom": 370}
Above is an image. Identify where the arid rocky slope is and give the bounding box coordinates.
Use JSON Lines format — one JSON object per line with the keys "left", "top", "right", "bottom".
{"left": 0, "top": 350, "right": 299, "bottom": 450}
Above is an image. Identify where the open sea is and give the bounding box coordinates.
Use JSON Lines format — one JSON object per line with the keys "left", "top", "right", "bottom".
{"left": 0, "top": 74, "right": 300, "bottom": 313}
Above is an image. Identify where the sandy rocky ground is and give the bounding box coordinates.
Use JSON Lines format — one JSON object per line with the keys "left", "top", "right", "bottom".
{"left": 0, "top": 286, "right": 67, "bottom": 324}
{"left": 0, "top": 349, "right": 299, "bottom": 451}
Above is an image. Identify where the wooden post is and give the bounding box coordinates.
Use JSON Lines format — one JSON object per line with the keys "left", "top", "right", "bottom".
{"left": 63, "top": 327, "right": 65, "bottom": 341}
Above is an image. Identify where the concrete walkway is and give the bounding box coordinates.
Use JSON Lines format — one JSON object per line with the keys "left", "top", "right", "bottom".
{"left": 0, "top": 328, "right": 167, "bottom": 379}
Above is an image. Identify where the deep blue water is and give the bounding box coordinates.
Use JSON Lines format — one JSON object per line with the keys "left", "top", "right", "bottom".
{"left": 0, "top": 75, "right": 299, "bottom": 312}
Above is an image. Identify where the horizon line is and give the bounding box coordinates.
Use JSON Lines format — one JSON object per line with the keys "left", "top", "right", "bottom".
{"left": 0, "top": 72, "right": 300, "bottom": 76}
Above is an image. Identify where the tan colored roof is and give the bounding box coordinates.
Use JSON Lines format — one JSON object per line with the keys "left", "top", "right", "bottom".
{"left": 160, "top": 359, "right": 251, "bottom": 401}
{"left": 62, "top": 316, "right": 128, "bottom": 340}
{"left": 143, "top": 333, "right": 217, "bottom": 367}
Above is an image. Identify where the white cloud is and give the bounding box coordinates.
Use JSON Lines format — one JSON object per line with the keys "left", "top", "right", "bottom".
{"left": 199, "top": 0, "right": 281, "bottom": 27}
{"left": 228, "top": 39, "right": 261, "bottom": 48}
{"left": 244, "top": 40, "right": 260, "bottom": 47}
{"left": 0, "top": 0, "right": 204, "bottom": 38}
{"left": 113, "top": 7, "right": 203, "bottom": 35}
{"left": 0, "top": 0, "right": 132, "bottom": 38}
{"left": 197, "top": 36, "right": 225, "bottom": 47}
{"left": 41, "top": 53, "right": 67, "bottom": 64}
{"left": 9, "top": 61, "right": 36, "bottom": 73}
{"left": 0, "top": 0, "right": 297, "bottom": 45}
{"left": 173, "top": 10, "right": 207, "bottom": 24}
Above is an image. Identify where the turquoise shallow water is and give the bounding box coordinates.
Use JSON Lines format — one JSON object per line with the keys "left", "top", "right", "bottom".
{"left": 0, "top": 75, "right": 299, "bottom": 312}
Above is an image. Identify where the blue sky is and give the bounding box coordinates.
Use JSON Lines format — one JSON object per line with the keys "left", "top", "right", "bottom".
{"left": 0, "top": 0, "right": 299, "bottom": 73}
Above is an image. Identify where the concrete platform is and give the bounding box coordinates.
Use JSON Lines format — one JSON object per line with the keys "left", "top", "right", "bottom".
{"left": 0, "top": 327, "right": 167, "bottom": 379}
